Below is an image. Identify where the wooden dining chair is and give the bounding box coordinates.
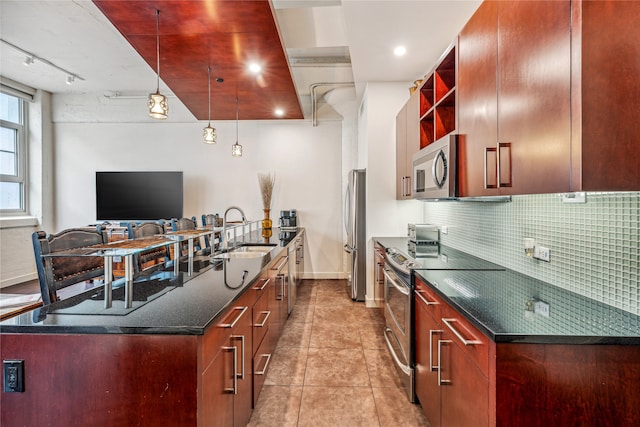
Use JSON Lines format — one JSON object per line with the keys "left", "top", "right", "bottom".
{"left": 126, "top": 221, "right": 171, "bottom": 273}
{"left": 32, "top": 225, "right": 109, "bottom": 306}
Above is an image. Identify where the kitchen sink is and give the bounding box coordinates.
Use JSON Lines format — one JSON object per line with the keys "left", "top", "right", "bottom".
{"left": 212, "top": 245, "right": 275, "bottom": 260}
{"left": 213, "top": 251, "right": 267, "bottom": 259}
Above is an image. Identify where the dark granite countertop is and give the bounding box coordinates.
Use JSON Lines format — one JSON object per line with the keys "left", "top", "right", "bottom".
{"left": 0, "top": 228, "right": 303, "bottom": 335}
{"left": 374, "top": 236, "right": 640, "bottom": 345}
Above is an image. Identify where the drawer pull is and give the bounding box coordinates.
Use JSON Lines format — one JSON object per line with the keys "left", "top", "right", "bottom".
{"left": 254, "top": 311, "right": 271, "bottom": 328}
{"left": 253, "top": 277, "right": 270, "bottom": 291}
{"left": 219, "top": 306, "right": 248, "bottom": 328}
{"left": 415, "top": 289, "right": 439, "bottom": 306}
{"left": 442, "top": 318, "right": 482, "bottom": 346}
{"left": 429, "top": 329, "right": 443, "bottom": 371}
{"left": 437, "top": 339, "right": 452, "bottom": 386}
{"left": 271, "top": 256, "right": 288, "bottom": 271}
{"left": 223, "top": 346, "right": 237, "bottom": 394}
{"left": 254, "top": 353, "right": 272, "bottom": 376}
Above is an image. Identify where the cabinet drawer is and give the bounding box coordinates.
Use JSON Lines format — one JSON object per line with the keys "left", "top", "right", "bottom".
{"left": 252, "top": 289, "right": 271, "bottom": 356}
{"left": 253, "top": 328, "right": 272, "bottom": 406}
{"left": 440, "top": 304, "right": 491, "bottom": 377}
{"left": 415, "top": 277, "right": 443, "bottom": 321}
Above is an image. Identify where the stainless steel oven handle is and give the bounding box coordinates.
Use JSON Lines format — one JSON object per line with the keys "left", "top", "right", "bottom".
{"left": 383, "top": 327, "right": 411, "bottom": 376}
{"left": 383, "top": 268, "right": 410, "bottom": 296}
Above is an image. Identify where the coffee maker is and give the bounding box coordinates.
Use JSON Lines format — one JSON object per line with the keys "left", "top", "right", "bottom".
{"left": 279, "top": 209, "right": 297, "bottom": 230}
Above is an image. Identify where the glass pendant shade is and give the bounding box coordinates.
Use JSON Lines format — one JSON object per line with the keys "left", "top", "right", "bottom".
{"left": 203, "top": 125, "right": 216, "bottom": 144}
{"left": 148, "top": 91, "right": 168, "bottom": 119}
{"left": 232, "top": 141, "right": 243, "bottom": 157}
{"left": 203, "top": 66, "right": 216, "bottom": 144}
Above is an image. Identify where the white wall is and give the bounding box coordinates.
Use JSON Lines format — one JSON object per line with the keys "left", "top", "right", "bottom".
{"left": 49, "top": 104, "right": 344, "bottom": 279}
{"left": 358, "top": 83, "right": 423, "bottom": 306}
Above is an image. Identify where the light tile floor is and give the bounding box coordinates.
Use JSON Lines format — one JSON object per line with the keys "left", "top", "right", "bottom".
{"left": 248, "top": 279, "right": 430, "bottom": 427}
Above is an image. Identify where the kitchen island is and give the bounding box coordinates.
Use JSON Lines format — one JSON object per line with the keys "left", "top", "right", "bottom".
{"left": 0, "top": 228, "right": 304, "bottom": 427}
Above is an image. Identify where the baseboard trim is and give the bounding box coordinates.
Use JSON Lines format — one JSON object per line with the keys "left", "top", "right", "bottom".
{"left": 0, "top": 272, "right": 38, "bottom": 289}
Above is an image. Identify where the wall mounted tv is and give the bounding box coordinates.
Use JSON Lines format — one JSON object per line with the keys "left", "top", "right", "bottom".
{"left": 96, "top": 171, "right": 183, "bottom": 221}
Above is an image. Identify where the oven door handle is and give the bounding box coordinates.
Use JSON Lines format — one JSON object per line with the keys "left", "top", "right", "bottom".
{"left": 384, "top": 327, "right": 411, "bottom": 376}
{"left": 383, "top": 269, "right": 410, "bottom": 296}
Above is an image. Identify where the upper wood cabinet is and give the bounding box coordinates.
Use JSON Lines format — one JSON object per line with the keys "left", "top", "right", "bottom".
{"left": 458, "top": 0, "right": 572, "bottom": 197}
{"left": 571, "top": 0, "right": 640, "bottom": 191}
{"left": 396, "top": 91, "right": 420, "bottom": 199}
{"left": 458, "top": 0, "right": 640, "bottom": 196}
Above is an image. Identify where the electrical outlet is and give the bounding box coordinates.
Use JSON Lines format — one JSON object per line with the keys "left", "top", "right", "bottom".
{"left": 534, "top": 301, "right": 550, "bottom": 317}
{"left": 440, "top": 226, "right": 448, "bottom": 235}
{"left": 3, "top": 360, "right": 24, "bottom": 392}
{"left": 533, "top": 245, "right": 550, "bottom": 262}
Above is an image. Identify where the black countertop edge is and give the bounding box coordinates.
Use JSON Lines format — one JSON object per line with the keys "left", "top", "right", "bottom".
{"left": 493, "top": 334, "right": 640, "bottom": 346}
{"left": 0, "top": 325, "right": 206, "bottom": 335}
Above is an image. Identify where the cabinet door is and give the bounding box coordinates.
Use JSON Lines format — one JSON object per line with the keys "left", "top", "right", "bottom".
{"left": 457, "top": 0, "right": 499, "bottom": 197}
{"left": 396, "top": 103, "right": 409, "bottom": 199}
{"left": 497, "top": 0, "right": 571, "bottom": 195}
{"left": 202, "top": 342, "right": 235, "bottom": 427}
{"left": 414, "top": 293, "right": 442, "bottom": 427}
{"left": 439, "top": 329, "right": 489, "bottom": 427}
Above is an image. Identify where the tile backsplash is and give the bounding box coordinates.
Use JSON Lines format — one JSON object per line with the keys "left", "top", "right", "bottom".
{"left": 422, "top": 192, "right": 639, "bottom": 316}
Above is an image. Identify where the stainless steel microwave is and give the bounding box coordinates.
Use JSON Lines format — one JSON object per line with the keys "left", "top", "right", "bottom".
{"left": 412, "top": 134, "right": 458, "bottom": 199}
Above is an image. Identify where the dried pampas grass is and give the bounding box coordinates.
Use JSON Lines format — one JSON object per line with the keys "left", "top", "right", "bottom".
{"left": 258, "top": 172, "right": 276, "bottom": 210}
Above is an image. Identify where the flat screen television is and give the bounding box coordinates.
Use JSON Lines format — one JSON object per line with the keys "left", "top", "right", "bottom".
{"left": 96, "top": 171, "right": 183, "bottom": 221}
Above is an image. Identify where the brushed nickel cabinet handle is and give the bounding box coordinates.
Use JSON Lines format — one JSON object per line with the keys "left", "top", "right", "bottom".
{"left": 442, "top": 318, "right": 482, "bottom": 346}
{"left": 498, "top": 142, "right": 512, "bottom": 188}
{"left": 415, "top": 289, "right": 438, "bottom": 306}
{"left": 254, "top": 353, "right": 272, "bottom": 376}
{"left": 484, "top": 147, "right": 497, "bottom": 189}
{"left": 253, "top": 277, "right": 270, "bottom": 291}
{"left": 437, "top": 339, "right": 452, "bottom": 386}
{"left": 231, "top": 335, "right": 245, "bottom": 380}
{"left": 223, "top": 346, "right": 237, "bottom": 394}
{"left": 429, "top": 329, "right": 443, "bottom": 371}
{"left": 271, "top": 256, "right": 288, "bottom": 271}
{"left": 254, "top": 311, "right": 271, "bottom": 328}
{"left": 219, "top": 306, "right": 248, "bottom": 328}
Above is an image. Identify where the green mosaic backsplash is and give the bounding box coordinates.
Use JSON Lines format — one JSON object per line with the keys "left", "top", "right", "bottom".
{"left": 422, "top": 192, "right": 640, "bottom": 316}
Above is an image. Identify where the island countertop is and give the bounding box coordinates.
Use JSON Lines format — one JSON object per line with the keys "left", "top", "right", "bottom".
{"left": 0, "top": 228, "right": 303, "bottom": 335}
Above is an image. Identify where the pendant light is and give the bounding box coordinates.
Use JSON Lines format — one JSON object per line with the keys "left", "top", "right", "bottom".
{"left": 148, "top": 9, "right": 168, "bottom": 119}
{"left": 203, "top": 66, "right": 217, "bottom": 144}
{"left": 232, "top": 97, "right": 243, "bottom": 157}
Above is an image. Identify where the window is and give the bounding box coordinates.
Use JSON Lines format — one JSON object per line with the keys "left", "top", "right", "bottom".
{"left": 0, "top": 92, "right": 27, "bottom": 213}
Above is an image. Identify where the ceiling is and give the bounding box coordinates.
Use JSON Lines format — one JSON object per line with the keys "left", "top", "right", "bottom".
{"left": 0, "top": 0, "right": 482, "bottom": 122}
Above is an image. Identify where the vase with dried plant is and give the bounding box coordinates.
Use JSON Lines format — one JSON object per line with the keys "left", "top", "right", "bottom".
{"left": 258, "top": 172, "right": 276, "bottom": 238}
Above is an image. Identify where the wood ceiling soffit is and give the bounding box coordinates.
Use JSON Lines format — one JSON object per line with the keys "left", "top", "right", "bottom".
{"left": 93, "top": 0, "right": 303, "bottom": 120}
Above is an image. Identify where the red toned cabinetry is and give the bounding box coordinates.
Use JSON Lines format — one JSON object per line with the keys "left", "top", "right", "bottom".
{"left": 414, "top": 276, "right": 640, "bottom": 427}
{"left": 458, "top": 0, "right": 571, "bottom": 197}
{"left": 396, "top": 91, "right": 420, "bottom": 199}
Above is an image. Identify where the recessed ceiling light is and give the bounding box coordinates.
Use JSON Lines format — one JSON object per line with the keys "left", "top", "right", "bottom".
{"left": 274, "top": 108, "right": 284, "bottom": 117}
{"left": 394, "top": 46, "right": 407, "bottom": 57}
{"left": 249, "top": 63, "right": 262, "bottom": 74}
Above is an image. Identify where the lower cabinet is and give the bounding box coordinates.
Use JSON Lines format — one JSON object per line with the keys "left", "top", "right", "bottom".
{"left": 415, "top": 278, "right": 490, "bottom": 427}
{"left": 414, "top": 276, "right": 640, "bottom": 427}
{"left": 201, "top": 290, "right": 253, "bottom": 427}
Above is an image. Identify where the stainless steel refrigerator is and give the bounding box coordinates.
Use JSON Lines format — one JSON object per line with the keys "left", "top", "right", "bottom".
{"left": 344, "top": 169, "right": 366, "bottom": 301}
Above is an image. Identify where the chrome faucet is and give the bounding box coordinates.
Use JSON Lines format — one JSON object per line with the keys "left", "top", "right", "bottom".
{"left": 222, "top": 206, "right": 248, "bottom": 250}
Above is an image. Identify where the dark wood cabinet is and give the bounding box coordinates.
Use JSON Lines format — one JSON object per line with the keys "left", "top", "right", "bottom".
{"left": 458, "top": 0, "right": 572, "bottom": 197}
{"left": 396, "top": 91, "right": 420, "bottom": 199}
{"left": 414, "top": 276, "right": 640, "bottom": 427}
{"left": 414, "top": 278, "right": 491, "bottom": 427}
{"left": 571, "top": 0, "right": 640, "bottom": 191}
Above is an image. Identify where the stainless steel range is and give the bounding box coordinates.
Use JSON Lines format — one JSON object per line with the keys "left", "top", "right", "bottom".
{"left": 382, "top": 244, "right": 503, "bottom": 402}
